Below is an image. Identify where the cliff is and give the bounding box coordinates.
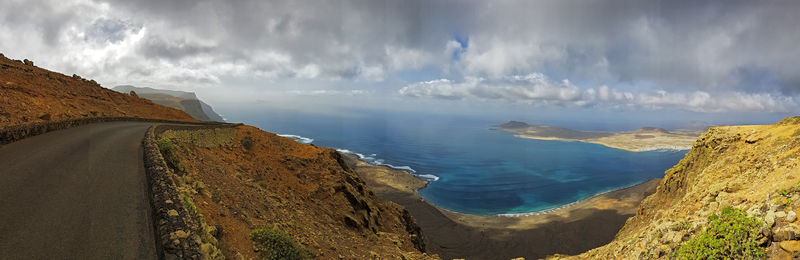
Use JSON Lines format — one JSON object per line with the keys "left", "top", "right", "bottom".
{"left": 559, "top": 117, "right": 800, "bottom": 259}
{"left": 0, "top": 54, "right": 196, "bottom": 128}
{"left": 156, "top": 125, "right": 437, "bottom": 259}
{"left": 112, "top": 85, "right": 225, "bottom": 122}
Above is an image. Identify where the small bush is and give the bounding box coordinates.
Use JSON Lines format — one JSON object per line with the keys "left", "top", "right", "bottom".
{"left": 675, "top": 207, "right": 765, "bottom": 259}
{"left": 156, "top": 137, "right": 175, "bottom": 156}
{"left": 211, "top": 189, "right": 223, "bottom": 203}
{"left": 241, "top": 136, "right": 253, "bottom": 150}
{"left": 182, "top": 194, "right": 199, "bottom": 219}
{"left": 250, "top": 226, "right": 310, "bottom": 260}
{"left": 157, "top": 137, "right": 185, "bottom": 172}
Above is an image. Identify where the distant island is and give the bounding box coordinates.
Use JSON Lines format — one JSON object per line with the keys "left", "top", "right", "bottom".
{"left": 494, "top": 121, "right": 702, "bottom": 152}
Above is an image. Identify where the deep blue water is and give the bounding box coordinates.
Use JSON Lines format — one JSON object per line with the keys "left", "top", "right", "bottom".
{"left": 227, "top": 108, "right": 687, "bottom": 215}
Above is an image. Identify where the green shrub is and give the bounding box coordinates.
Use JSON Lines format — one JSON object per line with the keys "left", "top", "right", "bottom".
{"left": 211, "top": 189, "right": 223, "bottom": 203}
{"left": 250, "top": 226, "right": 310, "bottom": 260}
{"left": 182, "top": 194, "right": 199, "bottom": 219}
{"left": 675, "top": 207, "right": 765, "bottom": 259}
{"left": 156, "top": 137, "right": 175, "bottom": 156}
{"left": 157, "top": 137, "right": 184, "bottom": 172}
{"left": 241, "top": 136, "right": 253, "bottom": 150}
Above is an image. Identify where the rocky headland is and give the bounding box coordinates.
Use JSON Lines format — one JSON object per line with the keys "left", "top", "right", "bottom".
{"left": 112, "top": 85, "right": 225, "bottom": 122}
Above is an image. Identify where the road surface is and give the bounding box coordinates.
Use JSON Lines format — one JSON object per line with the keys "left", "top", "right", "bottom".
{"left": 0, "top": 122, "right": 157, "bottom": 259}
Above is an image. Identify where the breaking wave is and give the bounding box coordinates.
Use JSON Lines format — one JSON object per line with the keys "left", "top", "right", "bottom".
{"left": 335, "top": 148, "right": 438, "bottom": 182}
{"left": 278, "top": 134, "right": 314, "bottom": 144}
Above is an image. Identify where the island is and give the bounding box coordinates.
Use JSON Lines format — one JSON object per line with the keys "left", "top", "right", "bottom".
{"left": 494, "top": 121, "right": 702, "bottom": 152}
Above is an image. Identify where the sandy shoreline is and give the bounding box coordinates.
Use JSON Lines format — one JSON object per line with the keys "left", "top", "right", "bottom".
{"left": 493, "top": 121, "right": 700, "bottom": 152}
{"left": 340, "top": 153, "right": 659, "bottom": 259}
{"left": 515, "top": 133, "right": 694, "bottom": 152}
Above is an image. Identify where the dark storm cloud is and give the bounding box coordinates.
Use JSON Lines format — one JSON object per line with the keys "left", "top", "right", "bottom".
{"left": 138, "top": 36, "right": 216, "bottom": 60}
{"left": 1, "top": 0, "right": 799, "bottom": 112}
{"left": 93, "top": 0, "right": 472, "bottom": 80}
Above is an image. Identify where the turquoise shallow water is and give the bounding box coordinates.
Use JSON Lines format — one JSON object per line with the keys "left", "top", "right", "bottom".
{"left": 229, "top": 109, "right": 687, "bottom": 215}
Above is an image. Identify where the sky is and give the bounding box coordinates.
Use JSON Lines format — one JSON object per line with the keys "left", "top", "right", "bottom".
{"left": 1, "top": 0, "right": 799, "bottom": 127}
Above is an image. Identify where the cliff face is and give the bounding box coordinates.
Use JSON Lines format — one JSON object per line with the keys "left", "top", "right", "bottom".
{"left": 160, "top": 125, "right": 436, "bottom": 259}
{"left": 0, "top": 54, "right": 196, "bottom": 128}
{"left": 112, "top": 85, "right": 225, "bottom": 122}
{"left": 569, "top": 117, "right": 800, "bottom": 259}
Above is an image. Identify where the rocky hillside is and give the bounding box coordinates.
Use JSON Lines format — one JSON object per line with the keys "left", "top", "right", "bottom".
{"left": 0, "top": 54, "right": 196, "bottom": 128}
{"left": 156, "top": 125, "right": 437, "bottom": 259}
{"left": 112, "top": 85, "right": 224, "bottom": 122}
{"left": 559, "top": 117, "right": 800, "bottom": 259}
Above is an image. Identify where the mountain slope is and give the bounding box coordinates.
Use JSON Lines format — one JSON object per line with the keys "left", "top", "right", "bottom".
{"left": 561, "top": 117, "right": 800, "bottom": 259}
{"left": 157, "top": 125, "right": 437, "bottom": 259}
{"left": 112, "top": 85, "right": 224, "bottom": 122}
{"left": 0, "top": 54, "right": 196, "bottom": 127}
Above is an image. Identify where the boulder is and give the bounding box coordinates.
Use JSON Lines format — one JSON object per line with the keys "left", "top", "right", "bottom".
{"left": 779, "top": 241, "right": 800, "bottom": 253}
{"left": 765, "top": 211, "right": 777, "bottom": 227}
{"left": 23, "top": 59, "right": 33, "bottom": 66}
{"left": 773, "top": 224, "right": 799, "bottom": 242}
{"left": 170, "top": 230, "right": 189, "bottom": 239}
{"left": 38, "top": 113, "right": 51, "bottom": 121}
{"left": 788, "top": 211, "right": 797, "bottom": 223}
{"left": 129, "top": 91, "right": 139, "bottom": 98}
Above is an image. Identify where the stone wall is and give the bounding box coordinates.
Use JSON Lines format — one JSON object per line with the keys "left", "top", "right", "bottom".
{"left": 144, "top": 124, "right": 239, "bottom": 259}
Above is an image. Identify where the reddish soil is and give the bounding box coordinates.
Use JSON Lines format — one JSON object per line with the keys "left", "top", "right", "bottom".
{"left": 172, "top": 125, "right": 436, "bottom": 259}
{"left": 0, "top": 54, "right": 196, "bottom": 128}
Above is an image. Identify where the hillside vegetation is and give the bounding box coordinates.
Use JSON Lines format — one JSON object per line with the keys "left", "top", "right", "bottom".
{"left": 0, "top": 54, "right": 196, "bottom": 128}
{"left": 557, "top": 117, "right": 800, "bottom": 259}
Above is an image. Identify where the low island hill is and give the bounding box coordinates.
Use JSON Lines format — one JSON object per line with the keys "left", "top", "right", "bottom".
{"left": 112, "top": 85, "right": 225, "bottom": 122}
{"left": 495, "top": 121, "right": 703, "bottom": 152}
{"left": 552, "top": 117, "right": 800, "bottom": 259}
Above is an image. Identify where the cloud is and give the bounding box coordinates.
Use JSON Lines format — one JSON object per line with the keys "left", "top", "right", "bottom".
{"left": 399, "top": 74, "right": 797, "bottom": 113}
{"left": 1, "top": 0, "right": 799, "bottom": 112}
{"left": 286, "top": 89, "right": 370, "bottom": 96}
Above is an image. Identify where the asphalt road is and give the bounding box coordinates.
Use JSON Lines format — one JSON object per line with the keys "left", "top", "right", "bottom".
{"left": 0, "top": 122, "right": 157, "bottom": 259}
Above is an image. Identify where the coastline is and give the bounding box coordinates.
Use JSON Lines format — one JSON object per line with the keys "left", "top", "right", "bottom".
{"left": 340, "top": 152, "right": 660, "bottom": 259}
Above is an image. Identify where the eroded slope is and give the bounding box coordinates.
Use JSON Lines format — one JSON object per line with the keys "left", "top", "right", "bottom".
{"left": 159, "top": 125, "right": 437, "bottom": 259}
{"left": 563, "top": 117, "right": 800, "bottom": 259}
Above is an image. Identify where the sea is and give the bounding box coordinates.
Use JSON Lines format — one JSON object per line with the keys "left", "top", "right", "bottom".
{"left": 227, "top": 108, "right": 688, "bottom": 216}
